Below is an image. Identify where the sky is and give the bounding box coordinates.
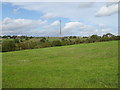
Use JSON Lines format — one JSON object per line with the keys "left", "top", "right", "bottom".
{"left": 0, "top": 1, "right": 119, "bottom": 37}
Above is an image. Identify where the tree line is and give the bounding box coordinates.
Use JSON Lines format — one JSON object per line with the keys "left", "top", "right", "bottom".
{"left": 1, "top": 33, "right": 120, "bottom": 52}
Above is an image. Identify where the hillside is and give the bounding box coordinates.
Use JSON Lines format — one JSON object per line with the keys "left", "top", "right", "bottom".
{"left": 2, "top": 41, "right": 118, "bottom": 88}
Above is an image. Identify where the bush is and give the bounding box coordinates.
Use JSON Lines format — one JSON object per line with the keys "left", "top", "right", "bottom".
{"left": 40, "top": 42, "right": 51, "bottom": 48}
{"left": 1, "top": 34, "right": 119, "bottom": 52}
{"left": 40, "top": 37, "right": 46, "bottom": 43}
{"left": 80, "top": 39, "right": 86, "bottom": 43}
{"left": 61, "top": 40, "right": 69, "bottom": 46}
{"left": 18, "top": 41, "right": 37, "bottom": 50}
{"left": 51, "top": 40, "right": 62, "bottom": 46}
{"left": 75, "top": 39, "right": 81, "bottom": 44}
{"left": 68, "top": 39, "right": 75, "bottom": 45}
{"left": 73, "top": 36, "right": 77, "bottom": 38}
{"left": 25, "top": 37, "right": 29, "bottom": 40}
{"left": 2, "top": 40, "right": 16, "bottom": 52}
{"left": 101, "top": 37, "right": 110, "bottom": 41}
{"left": 14, "top": 39, "right": 20, "bottom": 43}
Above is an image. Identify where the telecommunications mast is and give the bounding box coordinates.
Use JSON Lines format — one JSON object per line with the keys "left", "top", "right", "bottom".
{"left": 60, "top": 19, "right": 62, "bottom": 38}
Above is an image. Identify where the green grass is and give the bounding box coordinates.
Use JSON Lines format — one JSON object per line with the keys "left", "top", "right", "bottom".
{"left": 2, "top": 41, "right": 118, "bottom": 88}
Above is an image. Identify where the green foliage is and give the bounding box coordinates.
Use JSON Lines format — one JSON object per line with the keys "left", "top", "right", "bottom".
{"left": 103, "top": 33, "right": 114, "bottom": 37}
{"left": 73, "top": 36, "right": 77, "bottom": 38}
{"left": 51, "top": 40, "right": 62, "bottom": 46}
{"left": 90, "top": 35, "right": 100, "bottom": 39}
{"left": 1, "top": 33, "right": 119, "bottom": 52}
{"left": 14, "top": 39, "right": 20, "bottom": 43}
{"left": 25, "top": 37, "right": 29, "bottom": 40}
{"left": 69, "top": 36, "right": 77, "bottom": 39}
{"left": 90, "top": 35, "right": 101, "bottom": 42}
{"left": 2, "top": 40, "right": 16, "bottom": 52}
{"left": 40, "top": 37, "right": 46, "bottom": 43}
{"left": 40, "top": 42, "right": 51, "bottom": 48}
{"left": 18, "top": 41, "right": 37, "bottom": 50}
{"left": 20, "top": 39, "right": 23, "bottom": 42}
{"left": 61, "top": 40, "right": 70, "bottom": 46}
{"left": 75, "top": 39, "right": 81, "bottom": 44}
{"left": 101, "top": 37, "right": 110, "bottom": 41}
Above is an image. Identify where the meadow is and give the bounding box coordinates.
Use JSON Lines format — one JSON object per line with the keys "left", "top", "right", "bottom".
{"left": 2, "top": 41, "right": 118, "bottom": 88}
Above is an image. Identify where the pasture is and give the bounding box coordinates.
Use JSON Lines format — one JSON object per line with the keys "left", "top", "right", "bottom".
{"left": 2, "top": 41, "right": 118, "bottom": 88}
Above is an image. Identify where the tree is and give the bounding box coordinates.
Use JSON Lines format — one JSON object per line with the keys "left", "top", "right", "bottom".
{"left": 40, "top": 37, "right": 46, "bottom": 43}
{"left": 40, "top": 42, "right": 51, "bottom": 48}
{"left": 2, "top": 40, "right": 16, "bottom": 52}
{"left": 101, "top": 33, "right": 114, "bottom": 41}
{"left": 12, "top": 35, "right": 17, "bottom": 39}
{"left": 18, "top": 41, "right": 36, "bottom": 50}
{"left": 51, "top": 40, "right": 62, "bottom": 46}
{"left": 90, "top": 35, "right": 101, "bottom": 42}
{"left": 106, "top": 33, "right": 114, "bottom": 37}
{"left": 75, "top": 39, "right": 81, "bottom": 44}
{"left": 73, "top": 36, "right": 77, "bottom": 38}
{"left": 61, "top": 40, "right": 70, "bottom": 46}
{"left": 69, "top": 36, "right": 73, "bottom": 39}
{"left": 14, "top": 39, "right": 20, "bottom": 43}
{"left": 90, "top": 35, "right": 100, "bottom": 39}
{"left": 102, "top": 33, "right": 114, "bottom": 38}
{"left": 25, "top": 37, "right": 29, "bottom": 40}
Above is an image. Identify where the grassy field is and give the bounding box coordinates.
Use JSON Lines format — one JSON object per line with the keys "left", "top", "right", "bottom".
{"left": 2, "top": 41, "right": 118, "bottom": 88}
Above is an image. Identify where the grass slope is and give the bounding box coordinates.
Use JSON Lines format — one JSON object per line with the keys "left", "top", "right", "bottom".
{"left": 2, "top": 41, "right": 118, "bottom": 88}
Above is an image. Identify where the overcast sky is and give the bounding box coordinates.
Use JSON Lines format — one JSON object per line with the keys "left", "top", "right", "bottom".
{"left": 1, "top": 1, "right": 119, "bottom": 37}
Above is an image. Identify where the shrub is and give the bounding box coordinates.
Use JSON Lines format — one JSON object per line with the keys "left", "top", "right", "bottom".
{"left": 40, "top": 42, "right": 51, "bottom": 48}
{"left": 73, "top": 36, "right": 77, "bottom": 38}
{"left": 40, "top": 37, "right": 46, "bottom": 43}
{"left": 51, "top": 40, "right": 62, "bottom": 46}
{"left": 18, "top": 41, "right": 37, "bottom": 50}
{"left": 14, "top": 39, "right": 20, "bottom": 43}
{"left": 75, "top": 39, "right": 81, "bottom": 44}
{"left": 61, "top": 40, "right": 69, "bottom": 46}
{"left": 2, "top": 40, "right": 16, "bottom": 52}
{"left": 101, "top": 37, "right": 110, "bottom": 41}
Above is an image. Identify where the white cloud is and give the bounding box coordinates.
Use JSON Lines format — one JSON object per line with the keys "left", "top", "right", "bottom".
{"left": 101, "top": 28, "right": 111, "bottom": 35}
{"left": 42, "top": 13, "right": 59, "bottom": 19}
{"left": 99, "top": 24, "right": 113, "bottom": 34}
{"left": 95, "top": 4, "right": 118, "bottom": 17}
{"left": 102, "top": 29, "right": 110, "bottom": 32}
{"left": 1, "top": 18, "right": 113, "bottom": 36}
{"left": 63, "top": 22, "right": 102, "bottom": 36}
{"left": 36, "top": 21, "right": 60, "bottom": 37}
{"left": 99, "top": 24, "right": 106, "bottom": 28}
{"left": 9, "top": 2, "right": 97, "bottom": 21}
{"left": 51, "top": 20, "right": 60, "bottom": 26}
{"left": 1, "top": 17, "right": 47, "bottom": 35}
{"left": 62, "top": 22, "right": 114, "bottom": 36}
{"left": 44, "top": 20, "right": 60, "bottom": 29}
{"left": 64, "top": 22, "right": 83, "bottom": 30}
{"left": 2, "top": 2, "right": 117, "bottom": 36}
{"left": 63, "top": 22, "right": 95, "bottom": 31}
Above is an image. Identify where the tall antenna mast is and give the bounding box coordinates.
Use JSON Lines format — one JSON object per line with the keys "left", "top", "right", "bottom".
{"left": 60, "top": 19, "right": 62, "bottom": 38}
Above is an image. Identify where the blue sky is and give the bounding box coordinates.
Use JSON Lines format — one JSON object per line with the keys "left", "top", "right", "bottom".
{"left": 1, "top": 2, "right": 118, "bottom": 37}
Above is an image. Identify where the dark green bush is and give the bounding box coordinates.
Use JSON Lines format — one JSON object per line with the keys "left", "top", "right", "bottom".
{"left": 51, "top": 40, "right": 62, "bottom": 46}
{"left": 18, "top": 41, "right": 37, "bottom": 50}
{"left": 40, "top": 42, "right": 51, "bottom": 48}
{"left": 40, "top": 37, "right": 46, "bottom": 43}
{"left": 2, "top": 40, "right": 16, "bottom": 52}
